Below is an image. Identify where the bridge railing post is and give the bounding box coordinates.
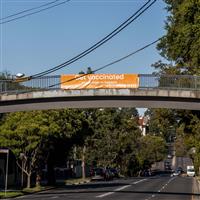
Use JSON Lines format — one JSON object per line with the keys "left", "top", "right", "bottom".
{"left": 194, "top": 75, "right": 197, "bottom": 90}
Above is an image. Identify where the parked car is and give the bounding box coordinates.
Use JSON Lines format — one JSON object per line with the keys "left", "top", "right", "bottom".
{"left": 109, "top": 168, "right": 119, "bottom": 178}
{"left": 104, "top": 168, "right": 114, "bottom": 181}
{"left": 91, "top": 167, "right": 113, "bottom": 181}
{"left": 140, "top": 169, "right": 152, "bottom": 177}
{"left": 91, "top": 167, "right": 104, "bottom": 181}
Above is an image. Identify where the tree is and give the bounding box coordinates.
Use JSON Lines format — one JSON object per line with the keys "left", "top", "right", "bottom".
{"left": 156, "top": 0, "right": 200, "bottom": 75}
{"left": 0, "top": 109, "right": 92, "bottom": 187}
{"left": 84, "top": 108, "right": 141, "bottom": 175}
{"left": 150, "top": 0, "right": 200, "bottom": 173}
{"left": 0, "top": 111, "right": 51, "bottom": 188}
{"left": 146, "top": 108, "right": 177, "bottom": 141}
{"left": 79, "top": 67, "right": 94, "bottom": 75}
{"left": 138, "top": 135, "right": 167, "bottom": 167}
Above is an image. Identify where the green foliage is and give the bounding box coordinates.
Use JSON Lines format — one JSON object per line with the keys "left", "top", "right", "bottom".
{"left": 138, "top": 135, "right": 167, "bottom": 166}
{"left": 147, "top": 108, "right": 177, "bottom": 141}
{"left": 150, "top": 1, "right": 200, "bottom": 174}
{"left": 155, "top": 0, "right": 200, "bottom": 75}
{"left": 75, "top": 108, "right": 167, "bottom": 175}
{"left": 0, "top": 109, "right": 92, "bottom": 187}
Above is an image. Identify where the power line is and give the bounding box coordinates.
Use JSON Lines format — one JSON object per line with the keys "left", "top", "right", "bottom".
{"left": 29, "top": 0, "right": 157, "bottom": 79}
{"left": 0, "top": 0, "right": 60, "bottom": 21}
{"left": 48, "top": 38, "right": 161, "bottom": 88}
{"left": 0, "top": 0, "right": 71, "bottom": 25}
{"left": 31, "top": 0, "right": 156, "bottom": 78}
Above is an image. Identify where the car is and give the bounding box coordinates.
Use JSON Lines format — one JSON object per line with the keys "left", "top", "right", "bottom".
{"left": 91, "top": 167, "right": 113, "bottom": 181}
{"left": 167, "top": 154, "right": 172, "bottom": 159}
{"left": 140, "top": 169, "right": 152, "bottom": 177}
{"left": 91, "top": 167, "right": 105, "bottom": 181}
{"left": 109, "top": 168, "right": 119, "bottom": 178}
{"left": 177, "top": 167, "right": 184, "bottom": 173}
{"left": 171, "top": 170, "right": 181, "bottom": 177}
{"left": 171, "top": 167, "right": 184, "bottom": 177}
{"left": 104, "top": 168, "right": 114, "bottom": 180}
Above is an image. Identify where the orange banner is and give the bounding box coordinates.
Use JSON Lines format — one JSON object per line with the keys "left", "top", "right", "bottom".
{"left": 60, "top": 74, "right": 139, "bottom": 89}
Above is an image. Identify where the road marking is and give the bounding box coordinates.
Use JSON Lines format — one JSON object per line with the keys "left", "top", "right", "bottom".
{"left": 96, "top": 179, "right": 147, "bottom": 198}
{"left": 132, "top": 179, "right": 147, "bottom": 184}
{"left": 96, "top": 192, "right": 114, "bottom": 198}
{"left": 146, "top": 177, "right": 176, "bottom": 200}
{"left": 114, "top": 185, "right": 131, "bottom": 191}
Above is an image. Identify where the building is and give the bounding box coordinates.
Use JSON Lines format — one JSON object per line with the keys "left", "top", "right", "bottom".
{"left": 138, "top": 116, "right": 149, "bottom": 136}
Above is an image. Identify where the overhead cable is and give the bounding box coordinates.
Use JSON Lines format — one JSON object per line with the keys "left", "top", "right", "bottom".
{"left": 28, "top": 0, "right": 157, "bottom": 79}
{"left": 48, "top": 38, "right": 161, "bottom": 88}
{"left": 0, "top": 0, "right": 71, "bottom": 25}
{"left": 0, "top": 0, "right": 60, "bottom": 21}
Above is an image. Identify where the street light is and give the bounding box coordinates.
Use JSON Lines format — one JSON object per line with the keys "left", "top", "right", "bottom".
{"left": 14, "top": 73, "right": 30, "bottom": 83}
{"left": 15, "top": 73, "right": 25, "bottom": 78}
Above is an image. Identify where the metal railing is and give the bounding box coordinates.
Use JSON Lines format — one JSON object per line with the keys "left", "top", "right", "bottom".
{"left": 0, "top": 74, "right": 200, "bottom": 94}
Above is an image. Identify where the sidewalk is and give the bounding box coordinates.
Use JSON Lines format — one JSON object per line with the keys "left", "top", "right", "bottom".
{"left": 193, "top": 177, "right": 200, "bottom": 200}
{"left": 0, "top": 178, "right": 91, "bottom": 199}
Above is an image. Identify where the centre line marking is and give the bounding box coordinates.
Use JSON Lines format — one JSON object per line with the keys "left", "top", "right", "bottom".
{"left": 96, "top": 179, "right": 147, "bottom": 198}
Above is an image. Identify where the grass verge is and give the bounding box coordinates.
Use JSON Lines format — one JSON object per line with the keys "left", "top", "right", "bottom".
{"left": 0, "top": 191, "right": 23, "bottom": 199}
{"left": 0, "top": 186, "right": 50, "bottom": 199}
{"left": 65, "top": 177, "right": 91, "bottom": 185}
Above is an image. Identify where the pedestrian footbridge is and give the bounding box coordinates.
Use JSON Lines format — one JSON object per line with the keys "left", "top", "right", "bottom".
{"left": 0, "top": 74, "right": 200, "bottom": 113}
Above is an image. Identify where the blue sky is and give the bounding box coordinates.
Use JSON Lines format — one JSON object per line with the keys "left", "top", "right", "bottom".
{"left": 0, "top": 0, "right": 168, "bottom": 115}
{"left": 0, "top": 0, "right": 168, "bottom": 75}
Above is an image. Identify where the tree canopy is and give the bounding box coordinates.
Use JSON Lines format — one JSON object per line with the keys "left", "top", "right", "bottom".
{"left": 155, "top": 0, "right": 200, "bottom": 75}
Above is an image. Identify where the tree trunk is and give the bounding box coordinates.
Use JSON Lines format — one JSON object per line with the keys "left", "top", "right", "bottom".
{"left": 36, "top": 174, "right": 41, "bottom": 187}
{"left": 82, "top": 145, "right": 86, "bottom": 179}
{"left": 27, "top": 173, "right": 31, "bottom": 188}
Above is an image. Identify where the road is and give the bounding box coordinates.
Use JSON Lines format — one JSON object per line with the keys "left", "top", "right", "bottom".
{"left": 15, "top": 175, "right": 199, "bottom": 200}
{"left": 175, "top": 157, "right": 193, "bottom": 172}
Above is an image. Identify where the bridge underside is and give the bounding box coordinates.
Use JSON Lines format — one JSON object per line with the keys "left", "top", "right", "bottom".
{"left": 0, "top": 95, "right": 199, "bottom": 113}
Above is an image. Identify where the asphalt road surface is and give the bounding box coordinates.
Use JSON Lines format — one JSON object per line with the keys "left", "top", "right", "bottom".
{"left": 15, "top": 175, "right": 200, "bottom": 200}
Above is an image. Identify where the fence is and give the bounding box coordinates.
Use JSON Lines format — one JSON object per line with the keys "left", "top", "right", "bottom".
{"left": 0, "top": 74, "right": 200, "bottom": 94}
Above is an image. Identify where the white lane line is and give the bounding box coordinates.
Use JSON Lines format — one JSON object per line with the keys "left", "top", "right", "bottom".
{"left": 146, "top": 177, "right": 176, "bottom": 200}
{"left": 96, "top": 179, "right": 147, "bottom": 198}
{"left": 132, "top": 179, "right": 147, "bottom": 184}
{"left": 114, "top": 185, "right": 131, "bottom": 191}
{"left": 96, "top": 192, "right": 114, "bottom": 198}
